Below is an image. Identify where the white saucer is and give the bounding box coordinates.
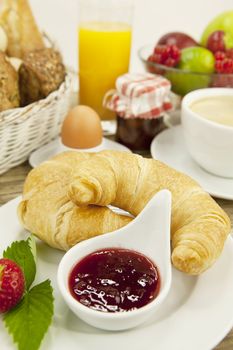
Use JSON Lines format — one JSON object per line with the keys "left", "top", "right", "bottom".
{"left": 29, "top": 137, "right": 131, "bottom": 168}
{"left": 1, "top": 197, "right": 233, "bottom": 350}
{"left": 151, "top": 125, "right": 233, "bottom": 200}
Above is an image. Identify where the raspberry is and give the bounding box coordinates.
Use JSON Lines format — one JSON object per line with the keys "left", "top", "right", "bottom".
{"left": 147, "top": 55, "right": 162, "bottom": 74}
{"left": 165, "top": 57, "right": 176, "bottom": 67}
{"left": 214, "top": 50, "right": 233, "bottom": 73}
{"left": 148, "top": 55, "right": 154, "bottom": 64}
{"left": 211, "top": 74, "right": 233, "bottom": 87}
{"left": 148, "top": 44, "right": 181, "bottom": 67}
{"left": 0, "top": 258, "right": 25, "bottom": 313}
{"left": 223, "top": 59, "right": 233, "bottom": 73}
{"left": 226, "top": 48, "right": 233, "bottom": 59}
{"left": 216, "top": 58, "right": 233, "bottom": 73}
{"left": 214, "top": 51, "right": 226, "bottom": 61}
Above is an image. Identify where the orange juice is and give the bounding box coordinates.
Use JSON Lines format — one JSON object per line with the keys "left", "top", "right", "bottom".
{"left": 79, "top": 22, "right": 132, "bottom": 120}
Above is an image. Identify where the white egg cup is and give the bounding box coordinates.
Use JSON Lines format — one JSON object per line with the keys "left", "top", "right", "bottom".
{"left": 61, "top": 138, "right": 113, "bottom": 153}
{"left": 57, "top": 190, "right": 172, "bottom": 331}
{"left": 29, "top": 137, "right": 131, "bottom": 168}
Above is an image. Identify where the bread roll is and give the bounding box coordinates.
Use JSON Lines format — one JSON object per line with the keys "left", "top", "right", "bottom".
{"left": 19, "top": 48, "right": 66, "bottom": 106}
{"left": 0, "top": 51, "right": 20, "bottom": 111}
{"left": 0, "top": 0, "right": 45, "bottom": 58}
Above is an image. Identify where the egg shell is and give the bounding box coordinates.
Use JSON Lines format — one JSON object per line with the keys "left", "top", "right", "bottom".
{"left": 61, "top": 105, "right": 103, "bottom": 149}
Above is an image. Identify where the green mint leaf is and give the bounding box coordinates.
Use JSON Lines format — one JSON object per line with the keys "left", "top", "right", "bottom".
{"left": 28, "top": 235, "right": 37, "bottom": 263}
{"left": 3, "top": 279, "right": 54, "bottom": 350}
{"left": 3, "top": 240, "right": 36, "bottom": 290}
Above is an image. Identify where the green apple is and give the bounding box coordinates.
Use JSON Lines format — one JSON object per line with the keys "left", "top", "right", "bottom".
{"left": 165, "top": 70, "right": 211, "bottom": 96}
{"left": 165, "top": 47, "right": 214, "bottom": 96}
{"left": 179, "top": 47, "right": 215, "bottom": 73}
{"left": 201, "top": 11, "right": 233, "bottom": 46}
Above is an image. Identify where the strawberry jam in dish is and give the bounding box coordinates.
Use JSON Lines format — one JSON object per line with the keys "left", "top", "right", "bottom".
{"left": 69, "top": 248, "right": 160, "bottom": 313}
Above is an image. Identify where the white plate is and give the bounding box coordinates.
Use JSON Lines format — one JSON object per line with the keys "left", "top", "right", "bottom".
{"left": 29, "top": 138, "right": 131, "bottom": 168}
{"left": 1, "top": 197, "right": 233, "bottom": 350}
{"left": 151, "top": 125, "right": 233, "bottom": 200}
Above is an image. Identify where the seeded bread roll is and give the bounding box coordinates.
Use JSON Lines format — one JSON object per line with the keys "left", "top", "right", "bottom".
{"left": 0, "top": 51, "right": 20, "bottom": 112}
{"left": 19, "top": 48, "right": 66, "bottom": 106}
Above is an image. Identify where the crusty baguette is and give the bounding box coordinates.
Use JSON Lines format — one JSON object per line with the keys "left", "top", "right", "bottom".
{"left": 17, "top": 152, "right": 131, "bottom": 250}
{"left": 68, "top": 150, "right": 231, "bottom": 275}
{"left": 0, "top": 0, "right": 45, "bottom": 58}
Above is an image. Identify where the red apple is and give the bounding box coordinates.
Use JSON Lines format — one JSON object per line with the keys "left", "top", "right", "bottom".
{"left": 206, "top": 30, "right": 233, "bottom": 53}
{"left": 157, "top": 32, "right": 198, "bottom": 50}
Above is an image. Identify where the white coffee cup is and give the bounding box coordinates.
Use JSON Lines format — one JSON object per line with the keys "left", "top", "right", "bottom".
{"left": 181, "top": 88, "right": 233, "bottom": 178}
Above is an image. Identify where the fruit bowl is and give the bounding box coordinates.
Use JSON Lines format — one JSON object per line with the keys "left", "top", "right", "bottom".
{"left": 139, "top": 45, "right": 233, "bottom": 96}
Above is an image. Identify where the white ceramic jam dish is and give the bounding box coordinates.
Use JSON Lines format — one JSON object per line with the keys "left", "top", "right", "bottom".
{"left": 57, "top": 190, "right": 172, "bottom": 331}
{"left": 182, "top": 88, "right": 233, "bottom": 178}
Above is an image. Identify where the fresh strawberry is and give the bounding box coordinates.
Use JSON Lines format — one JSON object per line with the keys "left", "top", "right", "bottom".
{"left": 148, "top": 44, "right": 181, "bottom": 67}
{"left": 0, "top": 258, "right": 25, "bottom": 313}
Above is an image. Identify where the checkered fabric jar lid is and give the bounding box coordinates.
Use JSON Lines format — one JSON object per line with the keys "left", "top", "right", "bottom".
{"left": 103, "top": 73, "right": 173, "bottom": 119}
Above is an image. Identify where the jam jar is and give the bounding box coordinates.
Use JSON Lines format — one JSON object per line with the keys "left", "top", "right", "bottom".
{"left": 116, "top": 115, "right": 165, "bottom": 151}
{"left": 103, "top": 73, "right": 173, "bottom": 151}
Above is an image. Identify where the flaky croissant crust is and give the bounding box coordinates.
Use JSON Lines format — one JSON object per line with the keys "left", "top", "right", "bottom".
{"left": 18, "top": 150, "right": 231, "bottom": 275}
{"left": 17, "top": 152, "right": 131, "bottom": 251}
{"left": 68, "top": 150, "right": 231, "bottom": 275}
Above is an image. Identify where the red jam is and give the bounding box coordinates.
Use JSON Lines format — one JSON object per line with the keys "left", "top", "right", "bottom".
{"left": 69, "top": 248, "right": 160, "bottom": 313}
{"left": 116, "top": 115, "right": 166, "bottom": 151}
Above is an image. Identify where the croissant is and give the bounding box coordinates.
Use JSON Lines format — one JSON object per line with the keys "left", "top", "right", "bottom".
{"left": 68, "top": 150, "right": 231, "bottom": 275}
{"left": 18, "top": 150, "right": 231, "bottom": 275}
{"left": 17, "top": 152, "right": 131, "bottom": 251}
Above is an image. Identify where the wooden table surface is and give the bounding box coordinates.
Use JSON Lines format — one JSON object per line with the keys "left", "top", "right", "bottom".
{"left": 0, "top": 161, "right": 233, "bottom": 350}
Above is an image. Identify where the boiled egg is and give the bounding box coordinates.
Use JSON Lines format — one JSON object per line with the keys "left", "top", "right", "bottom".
{"left": 61, "top": 105, "right": 103, "bottom": 149}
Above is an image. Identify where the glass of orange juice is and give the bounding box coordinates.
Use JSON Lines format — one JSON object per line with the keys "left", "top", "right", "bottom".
{"left": 78, "top": 0, "right": 134, "bottom": 126}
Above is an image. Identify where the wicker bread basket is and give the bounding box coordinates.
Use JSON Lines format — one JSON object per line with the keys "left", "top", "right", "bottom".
{"left": 0, "top": 72, "right": 74, "bottom": 175}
